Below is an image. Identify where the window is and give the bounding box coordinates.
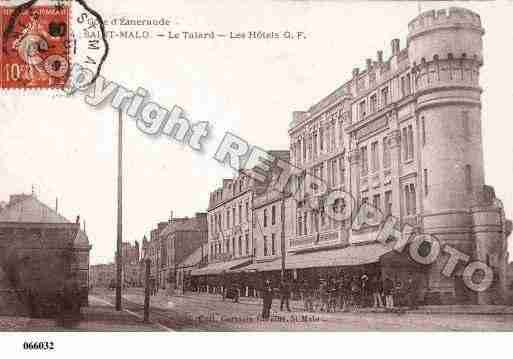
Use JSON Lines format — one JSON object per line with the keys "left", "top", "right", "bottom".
{"left": 383, "top": 137, "right": 391, "bottom": 169}
{"left": 360, "top": 146, "right": 368, "bottom": 176}
{"left": 245, "top": 234, "right": 249, "bottom": 255}
{"left": 465, "top": 165, "right": 472, "bottom": 193}
{"left": 401, "top": 75, "right": 411, "bottom": 97}
{"left": 404, "top": 184, "right": 416, "bottom": 216}
{"left": 232, "top": 237, "right": 236, "bottom": 256}
{"left": 373, "top": 194, "right": 381, "bottom": 211}
{"left": 263, "top": 236, "right": 268, "bottom": 256}
{"left": 226, "top": 210, "right": 230, "bottom": 228}
{"left": 421, "top": 117, "right": 426, "bottom": 146}
{"left": 298, "top": 214, "right": 303, "bottom": 236}
{"left": 339, "top": 157, "right": 345, "bottom": 185}
{"left": 385, "top": 190, "right": 392, "bottom": 217}
{"left": 238, "top": 203, "right": 242, "bottom": 224}
{"left": 303, "top": 139, "right": 307, "bottom": 161}
{"left": 233, "top": 207, "right": 236, "bottom": 225}
{"left": 338, "top": 119, "right": 344, "bottom": 147}
{"left": 238, "top": 236, "right": 242, "bottom": 256}
{"left": 319, "top": 127, "right": 324, "bottom": 151}
{"left": 326, "top": 125, "right": 331, "bottom": 153}
{"left": 359, "top": 100, "right": 366, "bottom": 119}
{"left": 370, "top": 94, "right": 377, "bottom": 113}
{"left": 308, "top": 135, "right": 313, "bottom": 161}
{"left": 313, "top": 132, "right": 318, "bottom": 158}
{"left": 331, "top": 159, "right": 337, "bottom": 187}
{"left": 381, "top": 86, "right": 389, "bottom": 107}
{"left": 408, "top": 125, "right": 414, "bottom": 160}
{"left": 239, "top": 180, "right": 243, "bottom": 192}
{"left": 226, "top": 239, "right": 230, "bottom": 253}
{"left": 263, "top": 209, "right": 268, "bottom": 227}
{"left": 369, "top": 72, "right": 376, "bottom": 86}
{"left": 271, "top": 205, "right": 276, "bottom": 225}
{"left": 271, "top": 233, "right": 276, "bottom": 255}
{"left": 361, "top": 197, "right": 369, "bottom": 206}
{"left": 245, "top": 202, "right": 249, "bottom": 221}
{"left": 304, "top": 211, "right": 308, "bottom": 235}
{"left": 424, "top": 169, "right": 429, "bottom": 195}
{"left": 402, "top": 125, "right": 414, "bottom": 161}
{"left": 331, "top": 123, "right": 336, "bottom": 150}
{"left": 371, "top": 141, "right": 379, "bottom": 172}
{"left": 402, "top": 127, "right": 408, "bottom": 160}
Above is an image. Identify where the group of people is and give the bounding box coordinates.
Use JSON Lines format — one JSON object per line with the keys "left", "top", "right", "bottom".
{"left": 259, "top": 273, "right": 420, "bottom": 318}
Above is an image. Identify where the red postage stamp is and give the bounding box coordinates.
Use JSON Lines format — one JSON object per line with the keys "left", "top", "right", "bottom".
{"left": 1, "top": 4, "right": 70, "bottom": 89}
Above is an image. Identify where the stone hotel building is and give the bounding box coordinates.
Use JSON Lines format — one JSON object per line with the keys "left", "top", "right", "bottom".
{"left": 192, "top": 8, "right": 511, "bottom": 305}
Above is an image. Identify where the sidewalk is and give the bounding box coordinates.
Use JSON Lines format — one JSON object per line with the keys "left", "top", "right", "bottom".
{"left": 0, "top": 296, "right": 164, "bottom": 331}
{"left": 167, "top": 291, "right": 513, "bottom": 315}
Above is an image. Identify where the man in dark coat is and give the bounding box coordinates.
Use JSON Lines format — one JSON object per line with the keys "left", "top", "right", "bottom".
{"left": 261, "top": 279, "right": 274, "bottom": 319}
{"left": 405, "top": 274, "right": 419, "bottom": 310}
{"left": 279, "top": 278, "right": 291, "bottom": 312}
{"left": 383, "top": 277, "right": 394, "bottom": 309}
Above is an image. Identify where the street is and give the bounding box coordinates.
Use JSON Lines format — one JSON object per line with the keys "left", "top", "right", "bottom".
{"left": 92, "top": 289, "right": 513, "bottom": 331}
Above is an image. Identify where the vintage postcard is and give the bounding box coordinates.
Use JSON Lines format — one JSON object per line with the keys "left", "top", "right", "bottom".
{"left": 0, "top": 0, "right": 512, "bottom": 356}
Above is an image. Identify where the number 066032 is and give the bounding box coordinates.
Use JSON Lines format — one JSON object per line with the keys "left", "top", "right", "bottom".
{"left": 23, "top": 342, "right": 55, "bottom": 350}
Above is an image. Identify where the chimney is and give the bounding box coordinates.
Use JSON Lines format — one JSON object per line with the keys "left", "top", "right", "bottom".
{"left": 391, "top": 39, "right": 400, "bottom": 55}
{"left": 76, "top": 215, "right": 80, "bottom": 225}
{"left": 352, "top": 67, "right": 360, "bottom": 78}
{"left": 55, "top": 197, "right": 58, "bottom": 212}
{"left": 83, "top": 220, "right": 86, "bottom": 233}
{"left": 366, "top": 58, "right": 372, "bottom": 71}
{"left": 169, "top": 210, "right": 174, "bottom": 223}
{"left": 377, "top": 50, "right": 383, "bottom": 64}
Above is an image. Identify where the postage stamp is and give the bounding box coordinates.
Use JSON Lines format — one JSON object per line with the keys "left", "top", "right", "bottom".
{"left": 0, "top": 3, "right": 70, "bottom": 89}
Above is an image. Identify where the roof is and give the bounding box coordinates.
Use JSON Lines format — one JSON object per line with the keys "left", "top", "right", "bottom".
{"left": 0, "top": 195, "right": 71, "bottom": 223}
{"left": 74, "top": 230, "right": 90, "bottom": 247}
{"left": 178, "top": 246, "right": 203, "bottom": 268}
{"left": 160, "top": 217, "right": 207, "bottom": 237}
{"left": 241, "top": 243, "right": 392, "bottom": 272}
{"left": 190, "top": 257, "right": 252, "bottom": 276}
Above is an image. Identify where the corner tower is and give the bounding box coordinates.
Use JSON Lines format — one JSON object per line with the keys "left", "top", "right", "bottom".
{"left": 408, "top": 8, "right": 509, "bottom": 304}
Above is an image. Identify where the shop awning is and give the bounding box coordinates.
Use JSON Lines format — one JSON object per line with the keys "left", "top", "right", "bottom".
{"left": 190, "top": 258, "right": 252, "bottom": 276}
{"left": 241, "top": 243, "right": 392, "bottom": 272}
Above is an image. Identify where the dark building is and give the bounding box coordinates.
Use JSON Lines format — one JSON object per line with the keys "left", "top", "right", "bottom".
{"left": 0, "top": 193, "right": 91, "bottom": 317}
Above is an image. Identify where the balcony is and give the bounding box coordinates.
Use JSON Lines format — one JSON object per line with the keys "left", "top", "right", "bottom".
{"left": 290, "top": 229, "right": 340, "bottom": 248}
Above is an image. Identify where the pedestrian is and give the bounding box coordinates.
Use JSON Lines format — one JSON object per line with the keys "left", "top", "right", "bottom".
{"left": 233, "top": 277, "right": 240, "bottom": 303}
{"left": 383, "top": 277, "right": 394, "bottom": 309}
{"left": 405, "top": 274, "right": 419, "bottom": 310}
{"left": 261, "top": 279, "right": 274, "bottom": 320}
{"left": 339, "top": 275, "right": 349, "bottom": 312}
{"left": 222, "top": 272, "right": 229, "bottom": 301}
{"left": 360, "top": 273, "right": 369, "bottom": 307}
{"left": 394, "top": 276, "right": 403, "bottom": 307}
{"left": 319, "top": 279, "right": 328, "bottom": 312}
{"left": 371, "top": 275, "right": 384, "bottom": 308}
{"left": 327, "top": 277, "right": 338, "bottom": 313}
{"left": 279, "top": 277, "right": 291, "bottom": 312}
{"left": 350, "top": 276, "right": 360, "bottom": 309}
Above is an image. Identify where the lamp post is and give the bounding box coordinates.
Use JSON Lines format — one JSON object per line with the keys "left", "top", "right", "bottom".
{"left": 115, "top": 108, "right": 123, "bottom": 311}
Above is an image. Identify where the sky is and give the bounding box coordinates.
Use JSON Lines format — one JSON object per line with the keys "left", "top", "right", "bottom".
{"left": 0, "top": 0, "right": 512, "bottom": 265}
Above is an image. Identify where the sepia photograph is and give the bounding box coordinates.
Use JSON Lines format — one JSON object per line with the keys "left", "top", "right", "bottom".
{"left": 0, "top": 0, "right": 512, "bottom": 356}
